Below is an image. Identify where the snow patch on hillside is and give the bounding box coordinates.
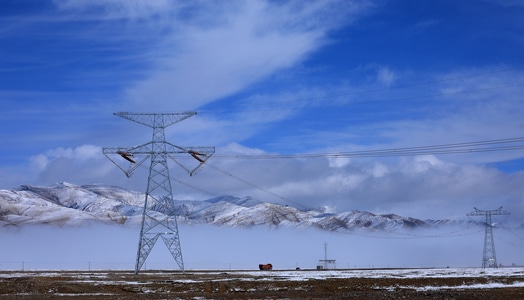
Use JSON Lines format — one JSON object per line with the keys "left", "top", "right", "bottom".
{"left": 0, "top": 182, "right": 478, "bottom": 232}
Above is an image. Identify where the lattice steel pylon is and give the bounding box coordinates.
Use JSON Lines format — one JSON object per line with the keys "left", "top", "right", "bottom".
{"left": 467, "top": 206, "right": 510, "bottom": 268}
{"left": 103, "top": 112, "right": 214, "bottom": 274}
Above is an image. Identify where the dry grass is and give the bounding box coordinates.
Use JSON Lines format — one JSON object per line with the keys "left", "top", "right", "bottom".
{"left": 0, "top": 269, "right": 523, "bottom": 299}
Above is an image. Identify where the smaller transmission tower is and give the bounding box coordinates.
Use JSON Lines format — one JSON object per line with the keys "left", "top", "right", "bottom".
{"left": 467, "top": 206, "right": 510, "bottom": 268}
{"left": 317, "top": 242, "right": 336, "bottom": 270}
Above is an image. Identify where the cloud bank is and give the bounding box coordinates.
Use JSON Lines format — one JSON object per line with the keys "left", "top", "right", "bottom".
{"left": 1, "top": 224, "right": 522, "bottom": 270}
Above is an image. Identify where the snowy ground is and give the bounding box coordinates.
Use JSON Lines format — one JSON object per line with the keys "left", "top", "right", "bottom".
{"left": 1, "top": 268, "right": 523, "bottom": 299}
{"left": 2, "top": 267, "right": 524, "bottom": 288}
{"left": 246, "top": 268, "right": 524, "bottom": 290}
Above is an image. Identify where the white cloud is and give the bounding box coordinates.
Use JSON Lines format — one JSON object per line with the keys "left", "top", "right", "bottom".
{"left": 4, "top": 133, "right": 524, "bottom": 224}
{"left": 53, "top": 0, "right": 179, "bottom": 21}
{"left": 53, "top": 0, "right": 371, "bottom": 112}
{"left": 30, "top": 145, "right": 101, "bottom": 171}
{"left": 120, "top": 0, "right": 370, "bottom": 111}
{"left": 377, "top": 67, "right": 397, "bottom": 87}
{"left": 368, "top": 162, "right": 389, "bottom": 178}
{"left": 30, "top": 154, "right": 50, "bottom": 172}
{"left": 220, "top": 142, "right": 266, "bottom": 156}
{"left": 403, "top": 155, "right": 446, "bottom": 173}
{"left": 328, "top": 157, "right": 351, "bottom": 168}
{"left": 23, "top": 145, "right": 127, "bottom": 188}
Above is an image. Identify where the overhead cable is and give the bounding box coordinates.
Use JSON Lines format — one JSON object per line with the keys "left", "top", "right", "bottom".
{"left": 209, "top": 137, "right": 524, "bottom": 160}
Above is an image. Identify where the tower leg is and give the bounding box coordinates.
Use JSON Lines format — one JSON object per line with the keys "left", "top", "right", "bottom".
{"left": 135, "top": 233, "right": 160, "bottom": 274}
{"left": 134, "top": 152, "right": 185, "bottom": 273}
{"left": 482, "top": 212, "right": 497, "bottom": 268}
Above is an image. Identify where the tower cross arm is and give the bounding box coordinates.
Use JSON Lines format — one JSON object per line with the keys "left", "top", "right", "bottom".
{"left": 467, "top": 206, "right": 510, "bottom": 217}
{"left": 102, "top": 147, "right": 134, "bottom": 155}
{"left": 104, "top": 143, "right": 214, "bottom": 156}
{"left": 165, "top": 143, "right": 215, "bottom": 156}
{"left": 467, "top": 211, "right": 486, "bottom": 217}
{"left": 114, "top": 112, "right": 197, "bottom": 128}
{"left": 493, "top": 206, "right": 511, "bottom": 215}
{"left": 103, "top": 143, "right": 156, "bottom": 156}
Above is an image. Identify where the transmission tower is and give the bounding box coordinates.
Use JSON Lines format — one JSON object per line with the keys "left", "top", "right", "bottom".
{"left": 103, "top": 112, "right": 214, "bottom": 274}
{"left": 466, "top": 206, "right": 510, "bottom": 268}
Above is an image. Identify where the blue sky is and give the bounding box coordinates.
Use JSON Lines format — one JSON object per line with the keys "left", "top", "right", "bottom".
{"left": 1, "top": 0, "right": 524, "bottom": 221}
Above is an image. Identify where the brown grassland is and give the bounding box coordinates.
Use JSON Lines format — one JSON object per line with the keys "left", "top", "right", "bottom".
{"left": 0, "top": 269, "right": 523, "bottom": 299}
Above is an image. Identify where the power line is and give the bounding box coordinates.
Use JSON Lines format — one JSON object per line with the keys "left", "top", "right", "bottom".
{"left": 163, "top": 137, "right": 524, "bottom": 205}
{"left": 166, "top": 160, "right": 308, "bottom": 210}
{"left": 129, "top": 137, "right": 523, "bottom": 223}
{"left": 500, "top": 227, "right": 524, "bottom": 241}
{"left": 210, "top": 137, "right": 524, "bottom": 160}
{"left": 204, "top": 163, "right": 285, "bottom": 201}
{"left": 203, "top": 161, "right": 308, "bottom": 210}
{"left": 346, "top": 227, "right": 484, "bottom": 240}
{"left": 171, "top": 177, "right": 219, "bottom": 198}
{"left": 496, "top": 236, "right": 524, "bottom": 249}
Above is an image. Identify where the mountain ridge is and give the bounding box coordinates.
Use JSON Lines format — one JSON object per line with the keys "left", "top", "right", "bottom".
{"left": 0, "top": 182, "right": 476, "bottom": 231}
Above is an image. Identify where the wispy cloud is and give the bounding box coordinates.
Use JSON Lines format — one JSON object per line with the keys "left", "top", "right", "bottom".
{"left": 121, "top": 1, "right": 372, "bottom": 111}
{"left": 377, "top": 67, "right": 397, "bottom": 87}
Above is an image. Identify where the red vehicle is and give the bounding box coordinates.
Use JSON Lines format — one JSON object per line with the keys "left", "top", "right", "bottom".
{"left": 259, "top": 264, "right": 272, "bottom": 270}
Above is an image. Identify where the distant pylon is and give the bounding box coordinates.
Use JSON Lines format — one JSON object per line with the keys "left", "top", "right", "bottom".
{"left": 103, "top": 112, "right": 214, "bottom": 274}
{"left": 467, "top": 206, "right": 510, "bottom": 268}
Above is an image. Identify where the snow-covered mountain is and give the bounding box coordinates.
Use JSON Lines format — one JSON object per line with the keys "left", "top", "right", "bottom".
{"left": 0, "top": 182, "right": 457, "bottom": 231}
